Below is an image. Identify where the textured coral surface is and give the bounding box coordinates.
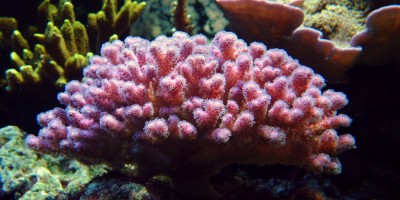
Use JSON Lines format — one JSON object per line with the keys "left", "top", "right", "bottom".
{"left": 26, "top": 31, "right": 355, "bottom": 196}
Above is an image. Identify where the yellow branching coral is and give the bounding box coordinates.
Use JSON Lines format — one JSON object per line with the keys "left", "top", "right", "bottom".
{"left": 88, "top": 0, "right": 146, "bottom": 52}
{"left": 0, "top": 17, "right": 18, "bottom": 50}
{"left": 1, "top": 0, "right": 146, "bottom": 93}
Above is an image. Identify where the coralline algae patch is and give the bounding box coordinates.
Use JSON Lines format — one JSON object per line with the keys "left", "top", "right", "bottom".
{"left": 270, "top": 0, "right": 370, "bottom": 47}
{"left": 303, "top": 0, "right": 370, "bottom": 47}
{"left": 0, "top": 126, "right": 107, "bottom": 199}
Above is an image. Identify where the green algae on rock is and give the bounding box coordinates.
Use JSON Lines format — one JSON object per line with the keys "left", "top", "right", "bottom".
{"left": 0, "top": 126, "right": 107, "bottom": 199}
{"left": 302, "top": 0, "right": 370, "bottom": 47}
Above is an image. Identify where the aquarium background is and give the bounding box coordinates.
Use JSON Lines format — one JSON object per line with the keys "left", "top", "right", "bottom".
{"left": 1, "top": 0, "right": 399, "bottom": 199}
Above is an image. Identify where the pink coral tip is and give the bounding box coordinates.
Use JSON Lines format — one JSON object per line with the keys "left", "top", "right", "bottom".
{"left": 101, "top": 44, "right": 121, "bottom": 65}
{"left": 233, "top": 111, "right": 255, "bottom": 132}
{"left": 310, "top": 153, "right": 341, "bottom": 174}
{"left": 100, "top": 114, "right": 124, "bottom": 133}
{"left": 143, "top": 118, "right": 169, "bottom": 142}
{"left": 178, "top": 121, "right": 197, "bottom": 139}
{"left": 26, "top": 135, "right": 41, "bottom": 150}
{"left": 257, "top": 125, "right": 286, "bottom": 145}
{"left": 209, "top": 128, "right": 232, "bottom": 143}
{"left": 337, "top": 134, "right": 356, "bottom": 153}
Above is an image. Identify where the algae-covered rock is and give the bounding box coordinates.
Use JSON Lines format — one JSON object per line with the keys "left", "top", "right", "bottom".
{"left": 303, "top": 0, "right": 370, "bottom": 47}
{"left": 0, "top": 126, "right": 107, "bottom": 199}
{"left": 80, "top": 178, "right": 152, "bottom": 200}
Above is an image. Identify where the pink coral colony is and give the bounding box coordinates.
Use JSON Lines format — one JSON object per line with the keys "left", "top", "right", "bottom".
{"left": 26, "top": 31, "right": 355, "bottom": 195}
